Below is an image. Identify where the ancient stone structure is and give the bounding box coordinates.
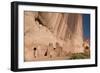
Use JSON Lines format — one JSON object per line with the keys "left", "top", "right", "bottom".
{"left": 24, "top": 11, "right": 84, "bottom": 61}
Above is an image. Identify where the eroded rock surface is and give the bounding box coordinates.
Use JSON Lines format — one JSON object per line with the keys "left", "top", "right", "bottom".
{"left": 24, "top": 11, "right": 84, "bottom": 61}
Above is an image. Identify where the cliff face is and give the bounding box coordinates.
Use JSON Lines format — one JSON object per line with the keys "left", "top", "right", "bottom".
{"left": 24, "top": 11, "right": 84, "bottom": 61}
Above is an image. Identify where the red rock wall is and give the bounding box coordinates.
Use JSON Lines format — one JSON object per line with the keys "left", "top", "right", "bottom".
{"left": 24, "top": 11, "right": 84, "bottom": 61}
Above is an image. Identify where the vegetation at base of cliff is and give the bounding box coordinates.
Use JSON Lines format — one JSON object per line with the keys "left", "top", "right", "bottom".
{"left": 69, "top": 52, "right": 90, "bottom": 59}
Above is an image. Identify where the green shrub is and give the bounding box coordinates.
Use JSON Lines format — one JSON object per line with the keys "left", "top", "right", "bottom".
{"left": 69, "top": 53, "right": 90, "bottom": 59}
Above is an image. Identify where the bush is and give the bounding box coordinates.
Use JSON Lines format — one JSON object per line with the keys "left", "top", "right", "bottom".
{"left": 69, "top": 53, "right": 90, "bottom": 59}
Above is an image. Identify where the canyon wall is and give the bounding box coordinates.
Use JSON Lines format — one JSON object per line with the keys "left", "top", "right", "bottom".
{"left": 24, "top": 11, "right": 84, "bottom": 61}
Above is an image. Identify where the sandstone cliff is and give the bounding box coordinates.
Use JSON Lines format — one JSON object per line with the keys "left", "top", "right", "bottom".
{"left": 24, "top": 11, "right": 84, "bottom": 61}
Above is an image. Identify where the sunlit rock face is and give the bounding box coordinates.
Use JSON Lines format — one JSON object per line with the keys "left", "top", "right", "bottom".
{"left": 24, "top": 11, "right": 84, "bottom": 61}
